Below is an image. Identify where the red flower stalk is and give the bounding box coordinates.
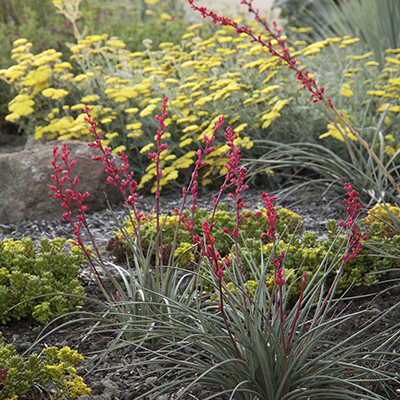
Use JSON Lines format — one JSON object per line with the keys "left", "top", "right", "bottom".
{"left": 177, "top": 122, "right": 256, "bottom": 352}
{"left": 188, "top": 0, "right": 400, "bottom": 198}
{"left": 258, "top": 193, "right": 280, "bottom": 243}
{"left": 188, "top": 0, "right": 331, "bottom": 107}
{"left": 221, "top": 126, "right": 250, "bottom": 276}
{"left": 178, "top": 187, "right": 238, "bottom": 354}
{"left": 84, "top": 106, "right": 146, "bottom": 243}
{"left": 149, "top": 97, "right": 169, "bottom": 269}
{"left": 50, "top": 144, "right": 110, "bottom": 298}
{"left": 311, "top": 182, "right": 367, "bottom": 328}
{"left": 173, "top": 116, "right": 222, "bottom": 266}
{"left": 339, "top": 182, "right": 367, "bottom": 263}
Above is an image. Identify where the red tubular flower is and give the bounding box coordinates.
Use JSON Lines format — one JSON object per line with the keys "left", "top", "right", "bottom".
{"left": 260, "top": 193, "right": 280, "bottom": 241}
{"left": 84, "top": 107, "right": 139, "bottom": 212}
{"left": 50, "top": 144, "right": 90, "bottom": 244}
{"left": 50, "top": 144, "right": 111, "bottom": 297}
{"left": 339, "top": 182, "right": 368, "bottom": 263}
{"left": 188, "top": 0, "right": 331, "bottom": 106}
{"left": 173, "top": 116, "right": 223, "bottom": 268}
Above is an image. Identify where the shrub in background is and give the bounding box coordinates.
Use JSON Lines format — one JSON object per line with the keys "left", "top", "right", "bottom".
{"left": 0, "top": 0, "right": 206, "bottom": 108}
{"left": 283, "top": 0, "right": 400, "bottom": 67}
{"left": 0, "top": 237, "right": 85, "bottom": 324}
{"left": 3, "top": 15, "right": 400, "bottom": 192}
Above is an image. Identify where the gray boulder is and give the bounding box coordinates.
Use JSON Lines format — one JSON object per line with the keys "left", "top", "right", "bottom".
{"left": 0, "top": 140, "right": 121, "bottom": 223}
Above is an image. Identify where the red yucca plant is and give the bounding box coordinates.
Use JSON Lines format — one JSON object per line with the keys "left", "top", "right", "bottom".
{"left": 49, "top": 93, "right": 400, "bottom": 399}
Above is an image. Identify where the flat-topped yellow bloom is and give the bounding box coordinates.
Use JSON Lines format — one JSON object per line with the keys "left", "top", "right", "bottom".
{"left": 111, "top": 145, "right": 126, "bottom": 156}
{"left": 125, "top": 108, "right": 139, "bottom": 114}
{"left": 341, "top": 84, "right": 354, "bottom": 97}
{"left": 140, "top": 143, "right": 154, "bottom": 154}
{"left": 13, "top": 38, "right": 28, "bottom": 46}
{"left": 320, "top": 124, "right": 357, "bottom": 141}
{"left": 140, "top": 104, "right": 157, "bottom": 117}
{"left": 126, "top": 122, "right": 142, "bottom": 130}
{"left": 106, "top": 132, "right": 119, "bottom": 139}
{"left": 81, "top": 95, "right": 99, "bottom": 103}
{"left": 234, "top": 123, "right": 248, "bottom": 133}
{"left": 73, "top": 74, "right": 88, "bottom": 83}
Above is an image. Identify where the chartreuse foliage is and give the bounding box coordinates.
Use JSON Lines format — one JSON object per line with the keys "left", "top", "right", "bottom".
{"left": 363, "top": 203, "right": 400, "bottom": 238}
{"left": 119, "top": 202, "right": 302, "bottom": 252}
{"left": 0, "top": 332, "right": 90, "bottom": 399}
{"left": 240, "top": 222, "right": 400, "bottom": 301}
{"left": 0, "top": 237, "right": 85, "bottom": 324}
{"left": 2, "top": 0, "right": 400, "bottom": 191}
{"left": 115, "top": 204, "right": 398, "bottom": 299}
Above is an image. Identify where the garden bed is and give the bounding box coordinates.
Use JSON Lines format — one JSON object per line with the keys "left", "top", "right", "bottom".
{"left": 2, "top": 252, "right": 400, "bottom": 399}
{"left": 2, "top": 192, "right": 400, "bottom": 399}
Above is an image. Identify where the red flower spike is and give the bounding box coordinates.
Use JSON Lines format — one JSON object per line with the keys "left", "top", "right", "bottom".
{"left": 260, "top": 193, "right": 280, "bottom": 241}
{"left": 339, "top": 183, "right": 367, "bottom": 263}
{"left": 188, "top": 0, "right": 331, "bottom": 108}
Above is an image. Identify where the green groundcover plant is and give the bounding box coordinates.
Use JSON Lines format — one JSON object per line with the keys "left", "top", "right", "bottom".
{"left": 46, "top": 96, "right": 400, "bottom": 399}
{"left": 0, "top": 333, "right": 90, "bottom": 400}
{"left": 112, "top": 202, "right": 399, "bottom": 299}
{"left": 0, "top": 237, "right": 85, "bottom": 324}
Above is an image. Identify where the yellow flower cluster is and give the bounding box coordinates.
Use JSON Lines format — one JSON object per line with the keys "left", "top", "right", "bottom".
{"left": 3, "top": 24, "right": 399, "bottom": 189}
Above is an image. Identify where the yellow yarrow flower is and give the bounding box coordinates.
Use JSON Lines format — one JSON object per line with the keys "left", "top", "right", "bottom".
{"left": 71, "top": 104, "right": 86, "bottom": 110}
{"left": 182, "top": 32, "right": 195, "bottom": 40}
{"left": 42, "top": 88, "right": 55, "bottom": 98}
{"left": 182, "top": 125, "right": 198, "bottom": 133}
{"left": 127, "top": 130, "right": 143, "bottom": 138}
{"left": 140, "top": 143, "right": 154, "bottom": 153}
{"left": 81, "top": 95, "right": 100, "bottom": 103}
{"left": 52, "top": 89, "right": 69, "bottom": 100}
{"left": 8, "top": 95, "right": 35, "bottom": 117}
{"left": 126, "top": 122, "right": 142, "bottom": 130}
{"left": 5, "top": 112, "right": 20, "bottom": 121}
{"left": 111, "top": 145, "right": 126, "bottom": 156}
{"left": 160, "top": 13, "right": 172, "bottom": 20}
{"left": 180, "top": 138, "right": 193, "bottom": 147}
{"left": 73, "top": 74, "right": 88, "bottom": 83}
{"left": 386, "top": 57, "right": 400, "bottom": 65}
{"left": 341, "top": 38, "right": 360, "bottom": 45}
{"left": 341, "top": 84, "right": 353, "bottom": 97}
{"left": 107, "top": 39, "right": 126, "bottom": 48}
{"left": 261, "top": 85, "right": 280, "bottom": 94}
{"left": 140, "top": 104, "right": 157, "bottom": 117}
{"left": 125, "top": 108, "right": 139, "bottom": 114}
{"left": 187, "top": 23, "right": 203, "bottom": 31}
{"left": 319, "top": 124, "right": 357, "bottom": 141}
{"left": 159, "top": 42, "right": 173, "bottom": 49}
{"left": 234, "top": 123, "right": 248, "bottom": 133}
{"left": 13, "top": 38, "right": 28, "bottom": 46}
